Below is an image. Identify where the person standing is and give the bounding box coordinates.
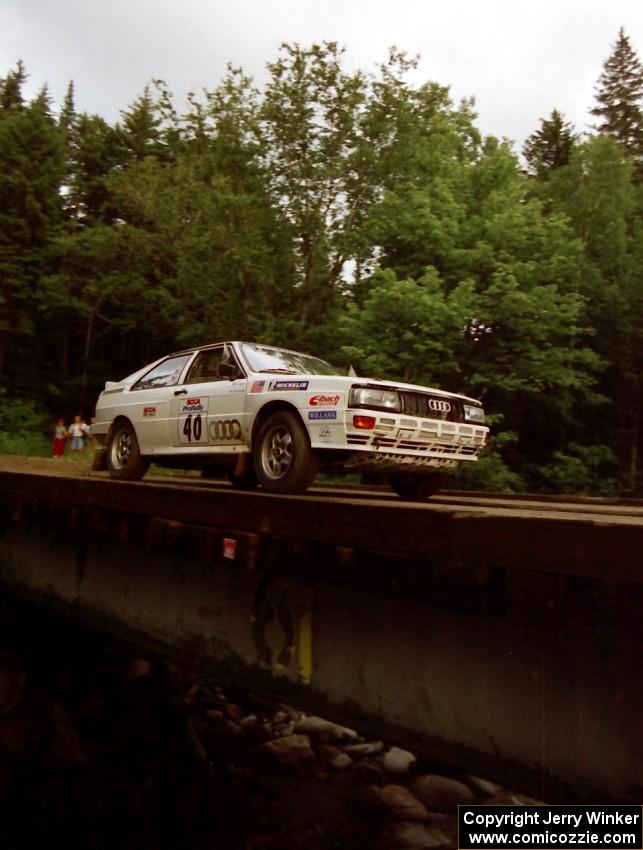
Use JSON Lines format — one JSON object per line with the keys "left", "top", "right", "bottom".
{"left": 68, "top": 416, "right": 85, "bottom": 452}
{"left": 52, "top": 419, "right": 68, "bottom": 458}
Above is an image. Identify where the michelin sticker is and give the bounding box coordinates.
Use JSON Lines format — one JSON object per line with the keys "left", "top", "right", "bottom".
{"left": 269, "top": 380, "right": 309, "bottom": 391}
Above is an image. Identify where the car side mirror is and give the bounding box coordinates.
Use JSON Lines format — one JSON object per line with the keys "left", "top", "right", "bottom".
{"left": 217, "top": 361, "right": 238, "bottom": 379}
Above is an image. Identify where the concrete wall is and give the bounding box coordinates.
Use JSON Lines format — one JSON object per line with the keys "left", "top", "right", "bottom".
{"left": 0, "top": 473, "right": 641, "bottom": 801}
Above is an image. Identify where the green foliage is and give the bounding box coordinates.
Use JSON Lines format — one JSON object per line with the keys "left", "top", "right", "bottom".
{"left": 451, "top": 432, "right": 525, "bottom": 493}
{"left": 0, "top": 388, "right": 50, "bottom": 456}
{"left": 591, "top": 28, "right": 643, "bottom": 158}
{"left": 535, "top": 443, "right": 620, "bottom": 496}
{"left": 339, "top": 267, "right": 475, "bottom": 385}
{"left": 523, "top": 110, "right": 577, "bottom": 178}
{"left": 0, "top": 65, "right": 66, "bottom": 385}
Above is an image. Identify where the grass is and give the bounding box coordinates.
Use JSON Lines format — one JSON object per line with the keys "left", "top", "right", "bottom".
{"left": 0, "top": 433, "right": 52, "bottom": 457}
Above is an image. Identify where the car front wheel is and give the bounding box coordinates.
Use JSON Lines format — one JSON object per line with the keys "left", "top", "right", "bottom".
{"left": 253, "top": 411, "right": 318, "bottom": 493}
{"left": 106, "top": 420, "right": 149, "bottom": 481}
{"left": 387, "top": 473, "right": 443, "bottom": 500}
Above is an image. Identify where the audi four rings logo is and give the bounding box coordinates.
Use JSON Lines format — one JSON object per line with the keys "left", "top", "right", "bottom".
{"left": 207, "top": 419, "right": 242, "bottom": 441}
{"left": 428, "top": 399, "right": 451, "bottom": 412}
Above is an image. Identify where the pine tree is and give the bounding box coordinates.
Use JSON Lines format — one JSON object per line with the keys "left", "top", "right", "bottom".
{"left": 591, "top": 28, "right": 643, "bottom": 157}
{"left": 523, "top": 109, "right": 577, "bottom": 178}
{"left": 120, "top": 87, "right": 165, "bottom": 162}
{"left": 0, "top": 60, "right": 26, "bottom": 110}
{"left": 0, "top": 68, "right": 65, "bottom": 384}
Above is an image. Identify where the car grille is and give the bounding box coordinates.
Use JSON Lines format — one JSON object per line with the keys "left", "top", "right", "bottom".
{"left": 399, "top": 391, "right": 462, "bottom": 422}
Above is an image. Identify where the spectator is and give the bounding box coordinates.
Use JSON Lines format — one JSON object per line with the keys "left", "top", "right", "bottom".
{"left": 68, "top": 415, "right": 85, "bottom": 452}
{"left": 52, "top": 419, "right": 67, "bottom": 458}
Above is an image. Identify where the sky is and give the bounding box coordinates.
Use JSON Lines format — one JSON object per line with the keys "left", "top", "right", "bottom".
{"left": 3, "top": 0, "right": 643, "bottom": 149}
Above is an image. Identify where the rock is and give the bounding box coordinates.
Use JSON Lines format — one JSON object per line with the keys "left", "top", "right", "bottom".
{"left": 344, "top": 740, "right": 385, "bottom": 756}
{"left": 122, "top": 658, "right": 152, "bottom": 681}
{"left": 318, "top": 744, "right": 342, "bottom": 764}
{"left": 272, "top": 720, "right": 296, "bottom": 738}
{"left": 386, "top": 821, "right": 452, "bottom": 848}
{"left": 409, "top": 775, "right": 475, "bottom": 811}
{"left": 372, "top": 784, "right": 430, "bottom": 821}
{"left": 272, "top": 710, "right": 289, "bottom": 725}
{"left": 256, "top": 734, "right": 316, "bottom": 774}
{"left": 466, "top": 774, "right": 501, "bottom": 797}
{"left": 294, "top": 715, "right": 358, "bottom": 743}
{"left": 331, "top": 752, "right": 352, "bottom": 770}
{"left": 205, "top": 708, "right": 226, "bottom": 726}
{"left": 223, "top": 701, "right": 244, "bottom": 722}
{"left": 383, "top": 745, "right": 416, "bottom": 774}
{"left": 353, "top": 760, "right": 386, "bottom": 784}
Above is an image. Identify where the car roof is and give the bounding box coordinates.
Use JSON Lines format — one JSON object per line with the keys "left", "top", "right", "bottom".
{"left": 167, "top": 340, "right": 240, "bottom": 357}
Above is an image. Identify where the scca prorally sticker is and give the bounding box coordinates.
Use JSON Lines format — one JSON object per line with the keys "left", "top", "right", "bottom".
{"left": 180, "top": 397, "right": 208, "bottom": 414}
{"left": 309, "top": 394, "right": 341, "bottom": 406}
{"left": 269, "top": 380, "right": 309, "bottom": 391}
{"left": 143, "top": 406, "right": 156, "bottom": 417}
{"left": 250, "top": 380, "right": 265, "bottom": 393}
{"left": 308, "top": 410, "right": 337, "bottom": 420}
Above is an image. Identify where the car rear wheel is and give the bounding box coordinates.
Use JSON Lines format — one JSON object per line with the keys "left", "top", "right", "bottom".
{"left": 386, "top": 473, "right": 443, "bottom": 500}
{"left": 106, "top": 420, "right": 149, "bottom": 481}
{"left": 254, "top": 411, "right": 319, "bottom": 493}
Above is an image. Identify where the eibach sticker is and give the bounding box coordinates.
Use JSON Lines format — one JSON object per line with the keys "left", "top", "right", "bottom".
{"left": 309, "top": 394, "right": 341, "bottom": 406}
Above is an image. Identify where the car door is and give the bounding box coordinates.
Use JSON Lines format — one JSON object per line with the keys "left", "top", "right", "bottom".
{"left": 123, "top": 352, "right": 195, "bottom": 454}
{"left": 168, "top": 346, "right": 248, "bottom": 450}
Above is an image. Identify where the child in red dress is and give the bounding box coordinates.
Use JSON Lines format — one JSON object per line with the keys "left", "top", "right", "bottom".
{"left": 52, "top": 419, "right": 67, "bottom": 457}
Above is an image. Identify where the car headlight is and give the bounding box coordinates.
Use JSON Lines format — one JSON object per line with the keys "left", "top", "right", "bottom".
{"left": 463, "top": 403, "right": 485, "bottom": 424}
{"left": 349, "top": 386, "right": 401, "bottom": 412}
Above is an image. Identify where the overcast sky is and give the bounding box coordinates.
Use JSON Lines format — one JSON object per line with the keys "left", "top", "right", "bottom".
{"left": 3, "top": 0, "right": 643, "bottom": 149}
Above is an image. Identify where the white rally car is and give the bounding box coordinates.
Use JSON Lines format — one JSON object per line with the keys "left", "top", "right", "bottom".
{"left": 93, "top": 341, "right": 488, "bottom": 499}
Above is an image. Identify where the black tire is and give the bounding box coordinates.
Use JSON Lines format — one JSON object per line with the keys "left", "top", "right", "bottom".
{"left": 106, "top": 420, "right": 149, "bottom": 481}
{"left": 253, "top": 410, "right": 319, "bottom": 493}
{"left": 387, "top": 473, "right": 443, "bottom": 501}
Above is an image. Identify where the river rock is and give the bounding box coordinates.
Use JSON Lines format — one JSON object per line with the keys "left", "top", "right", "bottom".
{"left": 294, "top": 715, "right": 358, "bottom": 743}
{"left": 257, "top": 734, "right": 316, "bottom": 773}
{"left": 371, "top": 784, "right": 429, "bottom": 821}
{"left": 466, "top": 774, "right": 501, "bottom": 797}
{"left": 409, "top": 774, "right": 475, "bottom": 810}
{"left": 383, "top": 745, "right": 416, "bottom": 774}
{"left": 344, "top": 740, "right": 385, "bottom": 756}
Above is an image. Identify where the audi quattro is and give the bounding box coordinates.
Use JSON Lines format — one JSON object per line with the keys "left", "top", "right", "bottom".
{"left": 92, "top": 341, "right": 489, "bottom": 499}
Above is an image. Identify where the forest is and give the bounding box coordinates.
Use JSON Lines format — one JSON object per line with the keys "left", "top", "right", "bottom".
{"left": 1, "top": 31, "right": 642, "bottom": 494}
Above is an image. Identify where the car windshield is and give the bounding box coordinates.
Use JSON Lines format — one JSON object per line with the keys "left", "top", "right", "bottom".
{"left": 239, "top": 343, "right": 342, "bottom": 376}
